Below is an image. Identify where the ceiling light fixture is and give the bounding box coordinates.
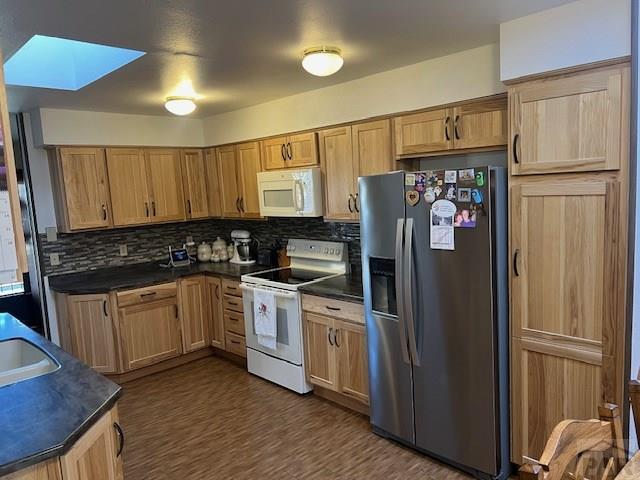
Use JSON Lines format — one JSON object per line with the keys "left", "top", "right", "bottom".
{"left": 302, "top": 47, "right": 343, "bottom": 77}
{"left": 165, "top": 96, "right": 196, "bottom": 116}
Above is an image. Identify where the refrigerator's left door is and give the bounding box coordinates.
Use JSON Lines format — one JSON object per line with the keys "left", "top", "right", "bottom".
{"left": 359, "top": 171, "right": 415, "bottom": 444}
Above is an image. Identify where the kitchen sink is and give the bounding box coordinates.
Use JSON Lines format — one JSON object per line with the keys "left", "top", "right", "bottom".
{"left": 0, "top": 338, "right": 60, "bottom": 388}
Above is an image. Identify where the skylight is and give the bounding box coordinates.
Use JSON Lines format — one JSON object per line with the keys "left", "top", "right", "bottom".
{"left": 3, "top": 35, "right": 145, "bottom": 91}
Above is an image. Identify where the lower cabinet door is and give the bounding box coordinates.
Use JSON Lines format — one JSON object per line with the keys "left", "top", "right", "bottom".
{"left": 206, "top": 276, "right": 226, "bottom": 350}
{"left": 303, "top": 313, "right": 337, "bottom": 390}
{"left": 119, "top": 298, "right": 182, "bottom": 370}
{"left": 178, "top": 276, "right": 210, "bottom": 352}
{"left": 66, "top": 294, "right": 118, "bottom": 374}
{"left": 59, "top": 406, "right": 123, "bottom": 480}
{"left": 335, "top": 320, "right": 369, "bottom": 404}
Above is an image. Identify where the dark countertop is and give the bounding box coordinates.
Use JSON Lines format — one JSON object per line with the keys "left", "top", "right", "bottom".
{"left": 48, "top": 261, "right": 270, "bottom": 294}
{"left": 298, "top": 273, "right": 363, "bottom": 304}
{"left": 0, "top": 314, "right": 122, "bottom": 476}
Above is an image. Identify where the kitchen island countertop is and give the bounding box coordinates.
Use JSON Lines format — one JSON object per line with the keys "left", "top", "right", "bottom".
{"left": 0, "top": 314, "right": 122, "bottom": 476}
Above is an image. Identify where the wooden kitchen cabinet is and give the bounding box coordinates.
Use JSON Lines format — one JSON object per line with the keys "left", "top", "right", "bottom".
{"left": 181, "top": 149, "right": 209, "bottom": 219}
{"left": 221, "top": 278, "right": 246, "bottom": 357}
{"left": 320, "top": 119, "right": 393, "bottom": 221}
{"left": 510, "top": 177, "right": 623, "bottom": 462}
{"left": 261, "top": 132, "right": 318, "bottom": 170}
{"left": 216, "top": 142, "right": 262, "bottom": 219}
{"left": 59, "top": 405, "right": 123, "bottom": 480}
{"left": 145, "top": 149, "right": 185, "bottom": 223}
{"left": 49, "top": 147, "right": 112, "bottom": 232}
{"left": 319, "top": 126, "right": 355, "bottom": 221}
{"left": 117, "top": 285, "right": 182, "bottom": 370}
{"left": 204, "top": 148, "right": 223, "bottom": 217}
{"left": 3, "top": 459, "right": 62, "bottom": 480}
{"left": 304, "top": 312, "right": 338, "bottom": 390}
{"left": 509, "top": 64, "right": 629, "bottom": 175}
{"left": 205, "top": 276, "right": 225, "bottom": 350}
{"left": 302, "top": 295, "right": 368, "bottom": 406}
{"left": 237, "top": 141, "right": 262, "bottom": 218}
{"left": 178, "top": 276, "right": 210, "bottom": 353}
{"left": 106, "top": 148, "right": 151, "bottom": 226}
{"left": 393, "top": 97, "right": 507, "bottom": 158}
{"left": 63, "top": 294, "right": 118, "bottom": 374}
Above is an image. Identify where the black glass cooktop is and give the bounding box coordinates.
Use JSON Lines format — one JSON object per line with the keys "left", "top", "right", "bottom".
{"left": 250, "top": 268, "right": 333, "bottom": 285}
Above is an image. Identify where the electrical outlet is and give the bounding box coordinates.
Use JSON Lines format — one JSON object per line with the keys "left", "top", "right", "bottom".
{"left": 45, "top": 227, "right": 58, "bottom": 242}
{"left": 119, "top": 244, "right": 128, "bottom": 256}
{"left": 50, "top": 253, "right": 61, "bottom": 266}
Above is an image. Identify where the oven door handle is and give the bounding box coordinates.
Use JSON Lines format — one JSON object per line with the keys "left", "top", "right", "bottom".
{"left": 239, "top": 283, "right": 298, "bottom": 299}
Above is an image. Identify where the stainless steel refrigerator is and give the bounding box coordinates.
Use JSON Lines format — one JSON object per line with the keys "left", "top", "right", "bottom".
{"left": 359, "top": 166, "right": 510, "bottom": 480}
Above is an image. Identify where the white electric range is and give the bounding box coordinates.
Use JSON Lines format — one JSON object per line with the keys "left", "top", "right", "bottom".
{"left": 240, "top": 239, "right": 349, "bottom": 394}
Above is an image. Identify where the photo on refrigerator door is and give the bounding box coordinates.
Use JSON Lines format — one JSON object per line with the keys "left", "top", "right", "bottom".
{"left": 454, "top": 209, "right": 476, "bottom": 228}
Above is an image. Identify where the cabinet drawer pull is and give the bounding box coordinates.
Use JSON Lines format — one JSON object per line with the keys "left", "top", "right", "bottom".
{"left": 354, "top": 193, "right": 360, "bottom": 213}
{"left": 513, "top": 249, "right": 521, "bottom": 277}
{"left": 348, "top": 195, "right": 354, "bottom": 213}
{"left": 512, "top": 133, "right": 520, "bottom": 164}
{"left": 454, "top": 115, "right": 460, "bottom": 140}
{"left": 328, "top": 327, "right": 334, "bottom": 346}
{"left": 215, "top": 285, "right": 220, "bottom": 300}
{"left": 103, "top": 300, "right": 108, "bottom": 317}
{"left": 326, "top": 306, "right": 341, "bottom": 312}
{"left": 286, "top": 142, "right": 293, "bottom": 160}
{"left": 102, "top": 204, "right": 107, "bottom": 221}
{"left": 113, "top": 422, "right": 125, "bottom": 457}
{"left": 444, "top": 116, "right": 451, "bottom": 141}
{"left": 187, "top": 199, "right": 192, "bottom": 215}
{"left": 151, "top": 201, "right": 156, "bottom": 216}
{"left": 334, "top": 329, "right": 340, "bottom": 347}
{"left": 144, "top": 202, "right": 149, "bottom": 217}
{"left": 140, "top": 292, "right": 157, "bottom": 297}
{"left": 227, "top": 300, "right": 238, "bottom": 306}
{"left": 230, "top": 339, "right": 241, "bottom": 345}
{"left": 281, "top": 144, "right": 286, "bottom": 161}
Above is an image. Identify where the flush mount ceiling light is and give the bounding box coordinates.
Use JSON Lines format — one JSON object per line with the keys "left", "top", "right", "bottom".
{"left": 165, "top": 96, "right": 196, "bottom": 116}
{"left": 302, "top": 47, "right": 343, "bottom": 77}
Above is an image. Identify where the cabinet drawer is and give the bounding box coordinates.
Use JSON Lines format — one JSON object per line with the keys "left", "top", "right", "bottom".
{"left": 302, "top": 294, "right": 364, "bottom": 325}
{"left": 117, "top": 282, "right": 177, "bottom": 307}
{"left": 224, "top": 311, "right": 246, "bottom": 336}
{"left": 225, "top": 332, "right": 246, "bottom": 357}
{"left": 223, "top": 294, "right": 244, "bottom": 313}
{"left": 222, "top": 278, "right": 242, "bottom": 296}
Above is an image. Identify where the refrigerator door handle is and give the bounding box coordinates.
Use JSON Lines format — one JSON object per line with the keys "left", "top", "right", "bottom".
{"left": 403, "top": 218, "right": 420, "bottom": 367}
{"left": 395, "top": 218, "right": 410, "bottom": 364}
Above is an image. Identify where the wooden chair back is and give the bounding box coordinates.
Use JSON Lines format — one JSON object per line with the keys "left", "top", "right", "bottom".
{"left": 518, "top": 404, "right": 625, "bottom": 480}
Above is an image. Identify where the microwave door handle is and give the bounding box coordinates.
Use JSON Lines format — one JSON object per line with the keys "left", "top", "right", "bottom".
{"left": 395, "top": 218, "right": 410, "bottom": 365}
{"left": 403, "top": 218, "right": 420, "bottom": 366}
{"left": 293, "top": 180, "right": 304, "bottom": 213}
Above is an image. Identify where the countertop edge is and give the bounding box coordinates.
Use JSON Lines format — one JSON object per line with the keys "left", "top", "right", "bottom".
{"left": 0, "top": 389, "right": 122, "bottom": 476}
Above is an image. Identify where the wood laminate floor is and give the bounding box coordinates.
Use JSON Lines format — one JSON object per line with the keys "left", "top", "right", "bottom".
{"left": 119, "top": 356, "right": 471, "bottom": 480}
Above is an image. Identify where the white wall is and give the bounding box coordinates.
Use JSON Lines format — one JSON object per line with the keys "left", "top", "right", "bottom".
{"left": 202, "top": 44, "right": 504, "bottom": 146}
{"left": 500, "top": 0, "right": 631, "bottom": 81}
{"left": 31, "top": 108, "right": 205, "bottom": 147}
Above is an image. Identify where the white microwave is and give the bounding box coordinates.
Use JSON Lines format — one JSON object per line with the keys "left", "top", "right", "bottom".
{"left": 257, "top": 167, "right": 323, "bottom": 217}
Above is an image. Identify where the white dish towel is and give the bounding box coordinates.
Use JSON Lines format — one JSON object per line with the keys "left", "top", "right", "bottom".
{"left": 253, "top": 288, "right": 277, "bottom": 350}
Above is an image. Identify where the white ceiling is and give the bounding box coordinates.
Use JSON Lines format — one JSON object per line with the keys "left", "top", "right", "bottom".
{"left": 1, "top": 0, "right": 575, "bottom": 118}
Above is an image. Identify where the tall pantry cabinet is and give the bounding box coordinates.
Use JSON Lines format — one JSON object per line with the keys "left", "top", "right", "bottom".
{"left": 508, "top": 62, "right": 630, "bottom": 463}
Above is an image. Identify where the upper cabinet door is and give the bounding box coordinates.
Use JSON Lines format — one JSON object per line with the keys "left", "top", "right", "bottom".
{"left": 261, "top": 136, "right": 287, "bottom": 170}
{"left": 393, "top": 108, "right": 452, "bottom": 158}
{"left": 216, "top": 145, "right": 241, "bottom": 218}
{"left": 237, "top": 141, "right": 262, "bottom": 218}
{"left": 352, "top": 119, "right": 393, "bottom": 178}
{"left": 145, "top": 149, "right": 185, "bottom": 223}
{"left": 57, "top": 147, "right": 112, "bottom": 230}
{"left": 181, "top": 149, "right": 209, "bottom": 219}
{"left": 287, "top": 132, "right": 318, "bottom": 167}
{"left": 451, "top": 98, "right": 507, "bottom": 150}
{"left": 319, "top": 126, "right": 356, "bottom": 221}
{"left": 510, "top": 65, "right": 629, "bottom": 175}
{"left": 204, "top": 148, "right": 222, "bottom": 217}
{"left": 106, "top": 148, "right": 151, "bottom": 226}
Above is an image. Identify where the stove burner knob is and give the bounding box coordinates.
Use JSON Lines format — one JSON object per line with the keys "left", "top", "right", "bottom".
{"left": 330, "top": 249, "right": 335, "bottom": 254}
{"left": 324, "top": 248, "right": 329, "bottom": 254}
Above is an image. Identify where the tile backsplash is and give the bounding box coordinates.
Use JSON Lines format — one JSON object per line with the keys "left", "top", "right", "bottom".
{"left": 40, "top": 218, "right": 361, "bottom": 277}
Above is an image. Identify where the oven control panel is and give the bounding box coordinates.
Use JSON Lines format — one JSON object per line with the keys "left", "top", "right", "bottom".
{"left": 286, "top": 239, "right": 347, "bottom": 262}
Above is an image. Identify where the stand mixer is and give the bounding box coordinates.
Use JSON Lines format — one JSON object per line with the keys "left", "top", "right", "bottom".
{"left": 230, "top": 230, "right": 257, "bottom": 265}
